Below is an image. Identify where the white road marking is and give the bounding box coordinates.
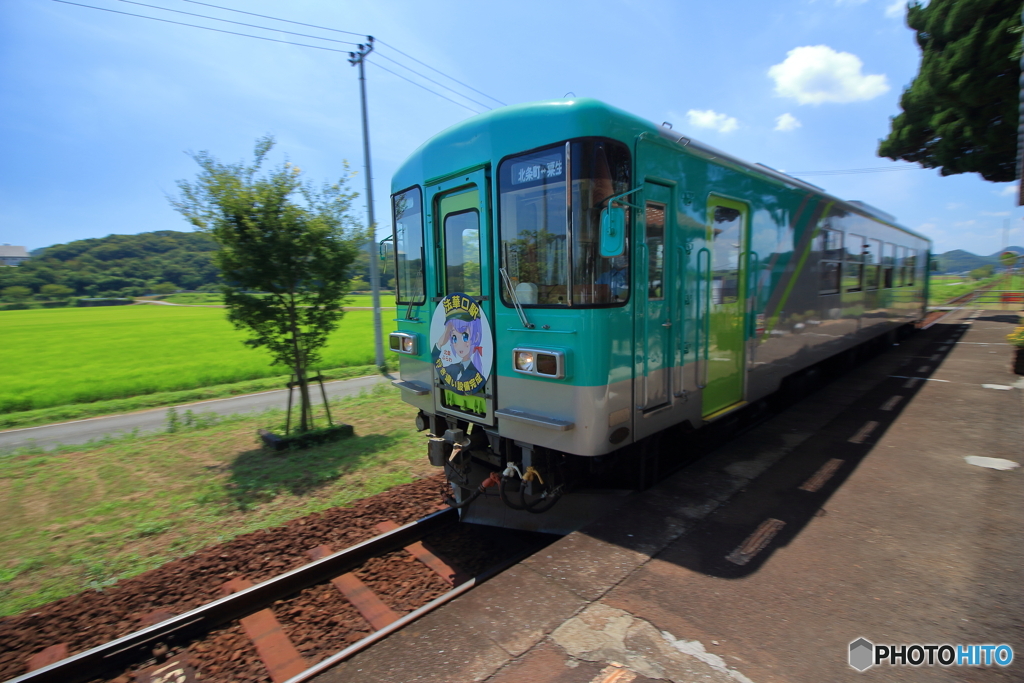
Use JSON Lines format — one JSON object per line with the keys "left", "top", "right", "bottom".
{"left": 891, "top": 375, "right": 950, "bottom": 384}
{"left": 799, "top": 458, "right": 844, "bottom": 492}
{"left": 938, "top": 346, "right": 949, "bottom": 351}
{"left": 930, "top": 354, "right": 941, "bottom": 361}
{"left": 981, "top": 384, "right": 1013, "bottom": 391}
{"left": 964, "top": 456, "right": 1020, "bottom": 471}
{"left": 848, "top": 421, "right": 879, "bottom": 444}
{"left": 726, "top": 518, "right": 786, "bottom": 566}
{"left": 881, "top": 396, "right": 903, "bottom": 411}
{"left": 917, "top": 366, "right": 931, "bottom": 373}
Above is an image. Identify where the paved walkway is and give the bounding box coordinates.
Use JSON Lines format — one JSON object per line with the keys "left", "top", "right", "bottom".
{"left": 313, "top": 309, "right": 1023, "bottom": 683}
{"left": 0, "top": 374, "right": 388, "bottom": 452}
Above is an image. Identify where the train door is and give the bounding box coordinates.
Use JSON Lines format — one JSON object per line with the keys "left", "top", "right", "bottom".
{"left": 429, "top": 169, "right": 496, "bottom": 425}
{"left": 702, "top": 197, "right": 749, "bottom": 418}
{"left": 636, "top": 182, "right": 674, "bottom": 414}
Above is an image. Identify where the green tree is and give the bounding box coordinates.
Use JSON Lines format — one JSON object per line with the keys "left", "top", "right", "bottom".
{"left": 151, "top": 282, "right": 178, "bottom": 295}
{"left": 40, "top": 284, "right": 73, "bottom": 299}
{"left": 970, "top": 264, "right": 995, "bottom": 280}
{"left": 2, "top": 286, "right": 32, "bottom": 302}
{"left": 878, "top": 0, "right": 1022, "bottom": 181}
{"left": 171, "top": 136, "right": 362, "bottom": 432}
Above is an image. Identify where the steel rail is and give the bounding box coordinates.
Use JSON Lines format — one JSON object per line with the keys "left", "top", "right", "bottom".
{"left": 8, "top": 508, "right": 458, "bottom": 683}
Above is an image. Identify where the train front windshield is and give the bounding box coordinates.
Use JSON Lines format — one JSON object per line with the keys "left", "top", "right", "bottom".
{"left": 498, "top": 138, "right": 631, "bottom": 307}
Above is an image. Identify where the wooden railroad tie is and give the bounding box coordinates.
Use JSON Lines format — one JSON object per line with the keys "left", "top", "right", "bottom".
{"left": 26, "top": 643, "right": 68, "bottom": 672}
{"left": 374, "top": 519, "right": 470, "bottom": 586}
{"left": 306, "top": 545, "right": 401, "bottom": 630}
{"left": 221, "top": 577, "right": 308, "bottom": 683}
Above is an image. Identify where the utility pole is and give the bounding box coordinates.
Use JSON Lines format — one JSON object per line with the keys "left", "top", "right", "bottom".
{"left": 349, "top": 37, "right": 387, "bottom": 374}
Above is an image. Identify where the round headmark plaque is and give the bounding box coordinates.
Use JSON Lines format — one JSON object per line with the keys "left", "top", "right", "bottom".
{"left": 430, "top": 293, "right": 493, "bottom": 396}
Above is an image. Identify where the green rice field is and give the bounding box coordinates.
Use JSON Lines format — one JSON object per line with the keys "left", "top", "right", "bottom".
{"left": 0, "top": 305, "right": 398, "bottom": 414}
{"left": 928, "top": 273, "right": 1023, "bottom": 306}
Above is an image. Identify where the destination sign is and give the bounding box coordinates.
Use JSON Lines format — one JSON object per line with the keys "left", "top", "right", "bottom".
{"left": 510, "top": 154, "right": 564, "bottom": 186}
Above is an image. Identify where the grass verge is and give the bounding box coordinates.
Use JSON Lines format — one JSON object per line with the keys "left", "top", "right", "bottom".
{"left": 0, "top": 383, "right": 433, "bottom": 617}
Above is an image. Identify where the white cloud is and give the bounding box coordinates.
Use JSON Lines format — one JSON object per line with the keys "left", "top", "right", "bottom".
{"left": 996, "top": 185, "right": 1018, "bottom": 197}
{"left": 945, "top": 202, "right": 965, "bottom": 210}
{"left": 774, "top": 113, "right": 802, "bottom": 131}
{"left": 884, "top": 0, "right": 907, "bottom": 19}
{"left": 954, "top": 220, "right": 977, "bottom": 228}
{"left": 982, "top": 211, "right": 1011, "bottom": 217}
{"left": 685, "top": 109, "right": 739, "bottom": 133}
{"left": 768, "top": 45, "right": 889, "bottom": 105}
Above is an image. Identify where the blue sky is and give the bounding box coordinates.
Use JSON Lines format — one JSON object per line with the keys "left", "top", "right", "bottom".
{"left": 2, "top": 0, "right": 1020, "bottom": 256}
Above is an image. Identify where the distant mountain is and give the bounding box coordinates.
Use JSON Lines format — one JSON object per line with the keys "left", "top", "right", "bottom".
{"left": 935, "top": 246, "right": 1024, "bottom": 273}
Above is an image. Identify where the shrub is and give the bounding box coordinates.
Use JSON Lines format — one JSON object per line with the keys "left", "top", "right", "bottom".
{"left": 1007, "top": 326, "right": 1024, "bottom": 348}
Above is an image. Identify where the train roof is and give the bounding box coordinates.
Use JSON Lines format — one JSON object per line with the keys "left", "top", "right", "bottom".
{"left": 392, "top": 98, "right": 930, "bottom": 245}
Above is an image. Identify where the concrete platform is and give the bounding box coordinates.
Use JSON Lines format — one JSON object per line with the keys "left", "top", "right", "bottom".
{"left": 311, "top": 309, "right": 1023, "bottom": 683}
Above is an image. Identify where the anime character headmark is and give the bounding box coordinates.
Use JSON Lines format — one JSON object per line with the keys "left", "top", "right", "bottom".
{"left": 430, "top": 293, "right": 492, "bottom": 396}
{"left": 436, "top": 316, "right": 484, "bottom": 384}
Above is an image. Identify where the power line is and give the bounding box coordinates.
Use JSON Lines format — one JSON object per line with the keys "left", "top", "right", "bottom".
{"left": 376, "top": 39, "right": 505, "bottom": 107}
{"left": 372, "top": 50, "right": 493, "bottom": 111}
{"left": 114, "top": 0, "right": 360, "bottom": 46}
{"left": 787, "top": 165, "right": 926, "bottom": 176}
{"left": 177, "top": 0, "right": 366, "bottom": 37}
{"left": 54, "top": 1, "right": 491, "bottom": 113}
{"left": 126, "top": 0, "right": 491, "bottom": 109}
{"left": 368, "top": 59, "right": 481, "bottom": 115}
{"left": 54, "top": 0, "right": 353, "bottom": 53}
{"left": 174, "top": 0, "right": 506, "bottom": 107}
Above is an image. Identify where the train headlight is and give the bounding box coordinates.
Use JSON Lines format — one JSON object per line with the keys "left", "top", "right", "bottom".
{"left": 389, "top": 332, "right": 418, "bottom": 355}
{"left": 514, "top": 351, "right": 535, "bottom": 372}
{"left": 512, "top": 348, "right": 566, "bottom": 379}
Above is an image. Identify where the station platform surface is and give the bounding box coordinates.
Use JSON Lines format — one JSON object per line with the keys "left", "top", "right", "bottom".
{"left": 313, "top": 308, "right": 1023, "bottom": 683}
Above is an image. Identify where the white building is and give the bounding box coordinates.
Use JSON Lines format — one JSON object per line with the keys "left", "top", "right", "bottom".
{"left": 0, "top": 244, "right": 29, "bottom": 266}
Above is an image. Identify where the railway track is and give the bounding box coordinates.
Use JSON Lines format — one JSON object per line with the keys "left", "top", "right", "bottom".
{"left": 4, "top": 502, "right": 551, "bottom": 683}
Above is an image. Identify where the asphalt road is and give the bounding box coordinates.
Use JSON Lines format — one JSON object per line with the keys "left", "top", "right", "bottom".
{"left": 0, "top": 374, "right": 389, "bottom": 452}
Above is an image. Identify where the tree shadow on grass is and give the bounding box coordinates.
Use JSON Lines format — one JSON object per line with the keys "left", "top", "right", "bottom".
{"left": 223, "top": 432, "right": 404, "bottom": 510}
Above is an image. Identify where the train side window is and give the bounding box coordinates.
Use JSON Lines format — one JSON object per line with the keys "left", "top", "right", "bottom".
{"left": 897, "top": 246, "right": 907, "bottom": 286}
{"left": 883, "top": 242, "right": 896, "bottom": 288}
{"left": 844, "top": 234, "right": 865, "bottom": 292}
{"left": 711, "top": 206, "right": 743, "bottom": 304}
{"left": 392, "top": 187, "right": 425, "bottom": 305}
{"left": 444, "top": 210, "right": 482, "bottom": 297}
{"left": 906, "top": 249, "right": 917, "bottom": 286}
{"left": 818, "top": 227, "right": 842, "bottom": 295}
{"left": 646, "top": 202, "right": 666, "bottom": 299}
{"left": 864, "top": 239, "right": 882, "bottom": 290}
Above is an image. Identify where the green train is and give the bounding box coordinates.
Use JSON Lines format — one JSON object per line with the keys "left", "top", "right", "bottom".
{"left": 386, "top": 98, "right": 930, "bottom": 533}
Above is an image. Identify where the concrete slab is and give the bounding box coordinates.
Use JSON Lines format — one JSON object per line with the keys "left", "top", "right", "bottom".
{"left": 314, "top": 604, "right": 512, "bottom": 683}
{"left": 521, "top": 533, "right": 650, "bottom": 603}
{"left": 484, "top": 642, "right": 606, "bottom": 683}
{"left": 452, "top": 564, "right": 588, "bottom": 658}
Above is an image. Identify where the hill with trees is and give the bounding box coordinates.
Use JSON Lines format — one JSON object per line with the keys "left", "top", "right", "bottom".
{"left": 0, "top": 231, "right": 220, "bottom": 299}
{"left": 0, "top": 230, "right": 394, "bottom": 301}
{"left": 934, "top": 246, "right": 1024, "bottom": 273}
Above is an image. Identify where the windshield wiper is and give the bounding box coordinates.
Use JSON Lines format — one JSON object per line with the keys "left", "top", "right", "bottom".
{"left": 499, "top": 267, "right": 534, "bottom": 329}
